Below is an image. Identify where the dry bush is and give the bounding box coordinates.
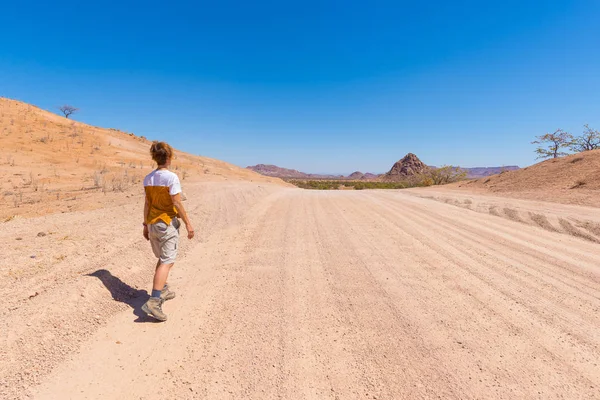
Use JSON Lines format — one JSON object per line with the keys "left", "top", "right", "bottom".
{"left": 13, "top": 191, "right": 23, "bottom": 208}
{"left": 421, "top": 166, "right": 466, "bottom": 186}
{"left": 111, "top": 176, "right": 125, "bottom": 192}
{"left": 92, "top": 171, "right": 103, "bottom": 188}
{"left": 420, "top": 177, "right": 434, "bottom": 186}
{"left": 559, "top": 219, "right": 599, "bottom": 243}
{"left": 109, "top": 171, "right": 132, "bottom": 192}
{"left": 529, "top": 213, "right": 557, "bottom": 231}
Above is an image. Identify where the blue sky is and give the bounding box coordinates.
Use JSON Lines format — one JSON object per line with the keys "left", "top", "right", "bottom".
{"left": 1, "top": 1, "right": 599, "bottom": 173}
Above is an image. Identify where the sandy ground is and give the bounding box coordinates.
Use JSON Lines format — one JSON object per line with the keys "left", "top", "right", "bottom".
{"left": 3, "top": 182, "right": 600, "bottom": 399}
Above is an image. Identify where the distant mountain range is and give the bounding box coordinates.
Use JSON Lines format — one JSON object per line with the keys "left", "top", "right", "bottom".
{"left": 246, "top": 164, "right": 346, "bottom": 179}
{"left": 247, "top": 157, "right": 519, "bottom": 180}
{"left": 461, "top": 166, "right": 520, "bottom": 178}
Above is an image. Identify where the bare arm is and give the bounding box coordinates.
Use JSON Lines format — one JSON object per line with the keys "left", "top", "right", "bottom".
{"left": 143, "top": 196, "right": 150, "bottom": 240}
{"left": 171, "top": 193, "right": 194, "bottom": 239}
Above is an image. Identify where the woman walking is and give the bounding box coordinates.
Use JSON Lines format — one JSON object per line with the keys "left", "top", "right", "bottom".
{"left": 141, "top": 141, "right": 194, "bottom": 321}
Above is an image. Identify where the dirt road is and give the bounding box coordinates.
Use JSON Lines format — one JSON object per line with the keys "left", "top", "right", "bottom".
{"left": 5, "top": 184, "right": 600, "bottom": 399}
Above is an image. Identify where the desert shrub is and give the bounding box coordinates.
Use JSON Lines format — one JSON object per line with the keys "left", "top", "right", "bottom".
{"left": 111, "top": 176, "right": 125, "bottom": 192}
{"left": 286, "top": 180, "right": 408, "bottom": 190}
{"left": 423, "top": 166, "right": 466, "bottom": 185}
{"left": 420, "top": 177, "right": 434, "bottom": 186}
{"left": 92, "top": 171, "right": 103, "bottom": 188}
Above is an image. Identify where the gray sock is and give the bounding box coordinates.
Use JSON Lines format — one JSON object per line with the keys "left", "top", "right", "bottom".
{"left": 151, "top": 289, "right": 162, "bottom": 298}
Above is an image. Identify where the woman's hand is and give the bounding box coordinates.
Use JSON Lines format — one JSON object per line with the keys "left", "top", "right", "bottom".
{"left": 143, "top": 225, "right": 149, "bottom": 241}
{"left": 186, "top": 224, "right": 195, "bottom": 239}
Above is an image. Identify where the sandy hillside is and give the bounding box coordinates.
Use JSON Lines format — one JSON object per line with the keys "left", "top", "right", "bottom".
{"left": 450, "top": 150, "right": 600, "bottom": 207}
{"left": 0, "top": 97, "right": 286, "bottom": 220}
{"left": 2, "top": 180, "right": 599, "bottom": 399}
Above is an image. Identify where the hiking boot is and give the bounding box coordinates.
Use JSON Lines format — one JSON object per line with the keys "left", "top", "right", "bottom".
{"left": 161, "top": 284, "right": 176, "bottom": 301}
{"left": 141, "top": 297, "right": 167, "bottom": 321}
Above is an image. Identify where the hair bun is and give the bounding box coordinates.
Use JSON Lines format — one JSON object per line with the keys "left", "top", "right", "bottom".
{"left": 150, "top": 141, "right": 174, "bottom": 165}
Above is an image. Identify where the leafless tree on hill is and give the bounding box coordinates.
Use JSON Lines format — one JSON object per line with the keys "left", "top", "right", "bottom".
{"left": 570, "top": 124, "right": 600, "bottom": 152}
{"left": 58, "top": 105, "right": 79, "bottom": 119}
{"left": 532, "top": 129, "right": 574, "bottom": 159}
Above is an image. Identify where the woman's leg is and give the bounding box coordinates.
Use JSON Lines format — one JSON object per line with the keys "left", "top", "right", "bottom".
{"left": 153, "top": 262, "right": 174, "bottom": 292}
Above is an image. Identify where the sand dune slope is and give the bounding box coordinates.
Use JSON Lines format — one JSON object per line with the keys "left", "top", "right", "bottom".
{"left": 452, "top": 150, "right": 600, "bottom": 207}
{"left": 5, "top": 184, "right": 597, "bottom": 399}
{"left": 0, "top": 97, "right": 285, "bottom": 220}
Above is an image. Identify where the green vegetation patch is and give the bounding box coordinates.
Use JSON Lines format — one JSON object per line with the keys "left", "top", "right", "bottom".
{"left": 286, "top": 180, "right": 410, "bottom": 190}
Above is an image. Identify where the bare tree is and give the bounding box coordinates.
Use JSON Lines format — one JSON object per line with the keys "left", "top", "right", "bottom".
{"left": 570, "top": 124, "right": 600, "bottom": 152}
{"left": 58, "top": 105, "right": 79, "bottom": 119}
{"left": 532, "top": 129, "right": 573, "bottom": 159}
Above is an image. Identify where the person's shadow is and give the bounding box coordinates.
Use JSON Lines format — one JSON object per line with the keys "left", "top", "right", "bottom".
{"left": 87, "top": 269, "right": 155, "bottom": 323}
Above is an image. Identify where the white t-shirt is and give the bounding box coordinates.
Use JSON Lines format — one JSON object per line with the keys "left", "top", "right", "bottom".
{"left": 143, "top": 169, "right": 182, "bottom": 195}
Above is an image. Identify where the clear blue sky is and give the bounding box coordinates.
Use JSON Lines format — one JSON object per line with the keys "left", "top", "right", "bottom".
{"left": 1, "top": 1, "right": 599, "bottom": 173}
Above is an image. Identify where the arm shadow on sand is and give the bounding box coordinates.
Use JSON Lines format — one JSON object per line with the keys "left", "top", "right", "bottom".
{"left": 86, "top": 269, "right": 156, "bottom": 323}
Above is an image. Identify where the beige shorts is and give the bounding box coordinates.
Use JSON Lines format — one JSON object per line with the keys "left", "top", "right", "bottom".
{"left": 149, "top": 218, "right": 180, "bottom": 264}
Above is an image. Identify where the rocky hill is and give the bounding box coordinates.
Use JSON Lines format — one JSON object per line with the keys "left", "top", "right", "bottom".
{"left": 347, "top": 171, "right": 364, "bottom": 180}
{"left": 363, "top": 173, "right": 378, "bottom": 180}
{"left": 382, "top": 153, "right": 429, "bottom": 181}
